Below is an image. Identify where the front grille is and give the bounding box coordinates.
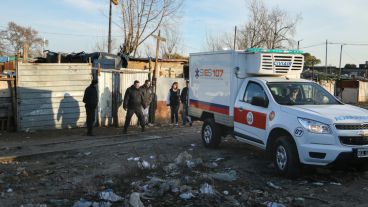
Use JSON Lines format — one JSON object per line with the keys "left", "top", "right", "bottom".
{"left": 339, "top": 136, "right": 368, "bottom": 145}
{"left": 335, "top": 124, "right": 368, "bottom": 130}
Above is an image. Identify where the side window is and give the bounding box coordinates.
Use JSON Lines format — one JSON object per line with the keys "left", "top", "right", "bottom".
{"left": 243, "top": 82, "right": 268, "bottom": 104}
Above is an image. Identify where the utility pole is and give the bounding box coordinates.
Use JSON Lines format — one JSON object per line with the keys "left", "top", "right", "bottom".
{"left": 325, "top": 39, "right": 328, "bottom": 75}
{"left": 233, "top": 26, "right": 237, "bottom": 50}
{"left": 152, "top": 30, "right": 166, "bottom": 92}
{"left": 338, "top": 44, "right": 344, "bottom": 80}
{"left": 297, "top": 39, "right": 303, "bottom": 50}
{"left": 107, "top": 0, "right": 112, "bottom": 54}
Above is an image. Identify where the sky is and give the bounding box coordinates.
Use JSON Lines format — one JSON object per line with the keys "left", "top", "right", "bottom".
{"left": 0, "top": 0, "right": 367, "bottom": 67}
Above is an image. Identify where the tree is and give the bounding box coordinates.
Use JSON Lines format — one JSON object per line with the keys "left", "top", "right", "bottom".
{"left": 0, "top": 22, "right": 44, "bottom": 57}
{"left": 204, "top": 0, "right": 300, "bottom": 51}
{"left": 120, "top": 0, "right": 183, "bottom": 57}
{"left": 303, "top": 53, "right": 321, "bottom": 67}
{"left": 344, "top": 63, "right": 357, "bottom": 69}
{"left": 160, "top": 26, "right": 182, "bottom": 59}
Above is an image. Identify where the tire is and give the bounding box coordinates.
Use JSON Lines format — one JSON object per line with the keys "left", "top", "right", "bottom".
{"left": 201, "top": 118, "right": 222, "bottom": 148}
{"left": 273, "top": 135, "right": 300, "bottom": 178}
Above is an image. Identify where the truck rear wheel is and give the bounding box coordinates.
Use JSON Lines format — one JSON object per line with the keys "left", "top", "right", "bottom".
{"left": 273, "top": 136, "right": 300, "bottom": 178}
{"left": 202, "top": 118, "right": 221, "bottom": 148}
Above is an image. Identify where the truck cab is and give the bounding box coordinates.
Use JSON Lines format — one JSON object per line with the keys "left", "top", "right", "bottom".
{"left": 189, "top": 49, "right": 368, "bottom": 177}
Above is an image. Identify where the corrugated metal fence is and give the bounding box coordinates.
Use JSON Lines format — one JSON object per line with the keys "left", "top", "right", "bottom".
{"left": 98, "top": 69, "right": 149, "bottom": 127}
{"left": 17, "top": 63, "right": 92, "bottom": 131}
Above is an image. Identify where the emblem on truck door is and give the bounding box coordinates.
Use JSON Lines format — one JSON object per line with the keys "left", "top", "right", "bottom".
{"left": 247, "top": 112, "right": 254, "bottom": 125}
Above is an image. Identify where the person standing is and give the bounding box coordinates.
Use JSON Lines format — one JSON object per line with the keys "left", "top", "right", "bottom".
{"left": 181, "top": 80, "right": 192, "bottom": 126}
{"left": 167, "top": 82, "right": 180, "bottom": 126}
{"left": 83, "top": 79, "right": 98, "bottom": 136}
{"left": 123, "top": 80, "right": 146, "bottom": 134}
{"left": 140, "top": 80, "right": 153, "bottom": 126}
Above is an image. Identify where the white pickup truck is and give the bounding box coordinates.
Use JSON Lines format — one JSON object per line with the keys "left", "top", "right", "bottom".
{"left": 188, "top": 48, "right": 368, "bottom": 177}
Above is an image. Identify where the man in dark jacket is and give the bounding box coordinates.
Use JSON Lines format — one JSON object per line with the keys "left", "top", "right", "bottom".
{"left": 181, "top": 80, "right": 192, "bottom": 126}
{"left": 83, "top": 79, "right": 98, "bottom": 136}
{"left": 140, "top": 80, "right": 153, "bottom": 126}
{"left": 123, "top": 80, "right": 146, "bottom": 134}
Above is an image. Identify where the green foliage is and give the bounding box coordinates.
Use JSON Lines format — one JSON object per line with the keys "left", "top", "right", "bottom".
{"left": 303, "top": 53, "right": 321, "bottom": 67}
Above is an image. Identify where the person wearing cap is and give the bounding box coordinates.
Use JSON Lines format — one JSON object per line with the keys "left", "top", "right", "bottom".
{"left": 83, "top": 79, "right": 98, "bottom": 136}
{"left": 181, "top": 80, "right": 192, "bottom": 126}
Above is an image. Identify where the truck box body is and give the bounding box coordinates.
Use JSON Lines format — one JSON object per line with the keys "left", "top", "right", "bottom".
{"left": 189, "top": 50, "right": 304, "bottom": 127}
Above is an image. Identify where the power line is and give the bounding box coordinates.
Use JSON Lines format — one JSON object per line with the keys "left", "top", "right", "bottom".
{"left": 300, "top": 42, "right": 325, "bottom": 49}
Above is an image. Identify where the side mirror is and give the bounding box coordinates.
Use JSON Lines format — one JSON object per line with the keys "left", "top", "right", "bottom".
{"left": 251, "top": 96, "right": 268, "bottom": 108}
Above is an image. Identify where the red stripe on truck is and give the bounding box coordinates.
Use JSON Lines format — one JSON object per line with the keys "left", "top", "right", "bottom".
{"left": 190, "top": 99, "right": 229, "bottom": 115}
{"left": 234, "top": 108, "right": 267, "bottom": 130}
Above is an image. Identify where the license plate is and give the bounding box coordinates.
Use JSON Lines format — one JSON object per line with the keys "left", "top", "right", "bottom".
{"left": 357, "top": 148, "right": 368, "bottom": 158}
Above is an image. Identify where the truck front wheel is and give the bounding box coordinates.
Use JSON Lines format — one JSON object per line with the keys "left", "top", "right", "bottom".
{"left": 273, "top": 136, "right": 300, "bottom": 178}
{"left": 202, "top": 118, "right": 221, "bottom": 148}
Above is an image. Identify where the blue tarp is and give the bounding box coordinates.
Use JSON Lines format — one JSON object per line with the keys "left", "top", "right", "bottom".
{"left": 0, "top": 56, "right": 9, "bottom": 63}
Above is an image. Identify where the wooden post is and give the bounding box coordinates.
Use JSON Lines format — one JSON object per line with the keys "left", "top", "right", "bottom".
{"left": 23, "top": 43, "right": 29, "bottom": 63}
{"left": 58, "top": 53, "right": 61, "bottom": 64}
{"left": 152, "top": 30, "right": 166, "bottom": 92}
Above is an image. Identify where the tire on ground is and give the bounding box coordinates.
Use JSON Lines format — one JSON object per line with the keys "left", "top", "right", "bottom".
{"left": 201, "top": 118, "right": 222, "bottom": 148}
{"left": 272, "top": 135, "right": 300, "bottom": 178}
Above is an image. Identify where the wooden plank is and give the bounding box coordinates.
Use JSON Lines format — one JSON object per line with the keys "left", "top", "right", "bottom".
{"left": 17, "top": 97, "right": 84, "bottom": 105}
{"left": 19, "top": 101, "right": 85, "bottom": 111}
{"left": 21, "top": 113, "right": 86, "bottom": 122}
{"left": 20, "top": 120, "right": 86, "bottom": 130}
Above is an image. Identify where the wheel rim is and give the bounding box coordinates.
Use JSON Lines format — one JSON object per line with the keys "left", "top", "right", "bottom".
{"left": 276, "top": 145, "right": 287, "bottom": 170}
{"left": 203, "top": 125, "right": 212, "bottom": 143}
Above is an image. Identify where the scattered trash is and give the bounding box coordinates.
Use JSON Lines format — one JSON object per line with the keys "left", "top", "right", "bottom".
{"left": 199, "top": 183, "right": 215, "bottom": 195}
{"left": 190, "top": 144, "right": 196, "bottom": 147}
{"left": 298, "top": 181, "right": 308, "bottom": 185}
{"left": 292, "top": 197, "right": 305, "bottom": 207}
{"left": 179, "top": 192, "right": 195, "bottom": 200}
{"left": 329, "top": 182, "right": 342, "bottom": 186}
{"left": 364, "top": 187, "right": 368, "bottom": 191}
{"left": 149, "top": 155, "right": 155, "bottom": 159}
{"left": 163, "top": 163, "right": 178, "bottom": 173}
{"left": 20, "top": 204, "right": 48, "bottom": 207}
{"left": 209, "top": 170, "right": 237, "bottom": 182}
{"left": 186, "top": 158, "right": 203, "bottom": 168}
{"left": 312, "top": 182, "right": 324, "bottom": 186}
{"left": 127, "top": 157, "right": 141, "bottom": 161}
{"left": 98, "top": 189, "right": 123, "bottom": 202}
{"left": 174, "top": 151, "right": 192, "bottom": 166}
{"left": 84, "top": 152, "right": 91, "bottom": 156}
{"left": 215, "top": 158, "right": 225, "bottom": 162}
{"left": 223, "top": 190, "right": 229, "bottom": 195}
{"left": 6, "top": 188, "right": 13, "bottom": 193}
{"left": 137, "top": 159, "right": 156, "bottom": 170}
{"left": 72, "top": 199, "right": 111, "bottom": 207}
{"left": 264, "top": 201, "right": 286, "bottom": 207}
{"left": 129, "top": 192, "right": 144, "bottom": 207}
{"left": 204, "top": 162, "right": 218, "bottom": 168}
{"left": 267, "top": 181, "right": 282, "bottom": 190}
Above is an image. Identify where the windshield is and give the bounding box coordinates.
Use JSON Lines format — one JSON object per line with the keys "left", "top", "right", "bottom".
{"left": 267, "top": 82, "right": 341, "bottom": 105}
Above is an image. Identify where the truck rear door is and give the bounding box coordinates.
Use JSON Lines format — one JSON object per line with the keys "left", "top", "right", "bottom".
{"left": 234, "top": 79, "right": 271, "bottom": 148}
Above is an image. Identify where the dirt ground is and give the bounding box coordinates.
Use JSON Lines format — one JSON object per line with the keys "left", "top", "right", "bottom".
{"left": 1, "top": 123, "right": 368, "bottom": 207}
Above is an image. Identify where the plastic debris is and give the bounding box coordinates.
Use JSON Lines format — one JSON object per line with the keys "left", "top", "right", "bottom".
{"left": 267, "top": 181, "right": 282, "bottom": 190}
{"left": 190, "top": 144, "right": 196, "bottom": 147}
{"left": 292, "top": 197, "right": 305, "bottom": 206}
{"left": 137, "top": 159, "right": 156, "bottom": 170}
{"left": 174, "top": 151, "right": 192, "bottom": 166}
{"left": 127, "top": 157, "right": 141, "bottom": 161}
{"left": 149, "top": 155, "right": 155, "bottom": 159}
{"left": 20, "top": 204, "right": 47, "bottom": 207}
{"left": 84, "top": 152, "right": 91, "bottom": 156}
{"left": 186, "top": 158, "right": 203, "bottom": 168}
{"left": 179, "top": 192, "right": 195, "bottom": 200}
{"left": 129, "top": 192, "right": 144, "bottom": 207}
{"left": 209, "top": 170, "right": 237, "bottom": 182}
{"left": 265, "top": 201, "right": 286, "bottom": 207}
{"left": 72, "top": 200, "right": 111, "bottom": 207}
{"left": 312, "top": 182, "right": 324, "bottom": 186}
{"left": 215, "top": 158, "right": 225, "bottom": 162}
{"left": 330, "top": 182, "right": 342, "bottom": 186}
{"left": 199, "top": 183, "right": 215, "bottom": 195}
{"left": 98, "top": 189, "right": 123, "bottom": 202}
{"left": 6, "top": 188, "right": 13, "bottom": 193}
{"left": 223, "top": 190, "right": 229, "bottom": 195}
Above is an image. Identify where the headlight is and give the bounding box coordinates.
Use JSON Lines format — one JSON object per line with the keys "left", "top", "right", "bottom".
{"left": 297, "top": 118, "right": 331, "bottom": 134}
